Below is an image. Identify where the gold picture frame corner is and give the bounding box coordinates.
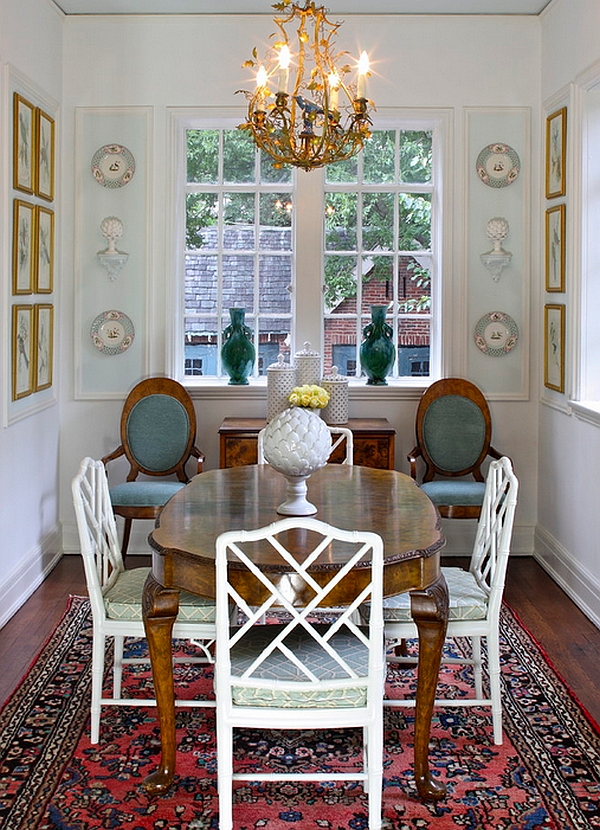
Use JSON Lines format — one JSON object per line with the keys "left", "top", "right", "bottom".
{"left": 11, "top": 303, "right": 34, "bottom": 401}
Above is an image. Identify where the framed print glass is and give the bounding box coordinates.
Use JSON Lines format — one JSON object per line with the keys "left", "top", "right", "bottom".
{"left": 35, "top": 206, "right": 54, "bottom": 293}
{"left": 544, "top": 303, "right": 565, "bottom": 393}
{"left": 546, "top": 107, "right": 566, "bottom": 199}
{"left": 34, "top": 304, "right": 54, "bottom": 392}
{"left": 35, "top": 108, "right": 55, "bottom": 201}
{"left": 12, "top": 200, "right": 35, "bottom": 295}
{"left": 545, "top": 204, "right": 565, "bottom": 292}
{"left": 12, "top": 304, "right": 33, "bottom": 400}
{"left": 13, "top": 93, "right": 35, "bottom": 194}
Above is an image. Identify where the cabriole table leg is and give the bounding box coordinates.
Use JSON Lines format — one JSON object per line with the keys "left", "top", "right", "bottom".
{"left": 142, "top": 573, "right": 179, "bottom": 795}
{"left": 410, "top": 574, "right": 449, "bottom": 801}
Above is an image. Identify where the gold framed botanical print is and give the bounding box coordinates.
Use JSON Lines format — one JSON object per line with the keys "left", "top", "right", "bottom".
{"left": 12, "top": 199, "right": 35, "bottom": 295}
{"left": 13, "top": 93, "right": 35, "bottom": 194}
{"left": 12, "top": 304, "right": 33, "bottom": 400}
{"left": 544, "top": 303, "right": 565, "bottom": 393}
{"left": 35, "top": 205, "right": 54, "bottom": 293}
{"left": 546, "top": 106, "right": 567, "bottom": 199}
{"left": 34, "top": 304, "right": 54, "bottom": 392}
{"left": 35, "top": 108, "right": 55, "bottom": 201}
{"left": 545, "top": 203, "right": 565, "bottom": 292}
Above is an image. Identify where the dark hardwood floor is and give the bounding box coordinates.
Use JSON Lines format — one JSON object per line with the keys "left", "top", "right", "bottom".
{"left": 1, "top": 555, "right": 600, "bottom": 726}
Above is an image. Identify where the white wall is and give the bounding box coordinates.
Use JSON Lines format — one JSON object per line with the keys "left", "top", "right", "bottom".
{"left": 536, "top": 0, "right": 600, "bottom": 627}
{"left": 58, "top": 13, "right": 541, "bottom": 560}
{"left": 0, "top": 0, "right": 63, "bottom": 626}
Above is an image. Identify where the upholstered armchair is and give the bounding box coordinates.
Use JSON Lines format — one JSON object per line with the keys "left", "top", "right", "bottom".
{"left": 408, "top": 377, "right": 504, "bottom": 519}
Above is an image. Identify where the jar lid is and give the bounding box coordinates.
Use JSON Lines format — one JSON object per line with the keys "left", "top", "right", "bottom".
{"left": 321, "top": 365, "right": 348, "bottom": 383}
{"left": 295, "top": 340, "right": 320, "bottom": 358}
{"left": 267, "top": 353, "right": 293, "bottom": 371}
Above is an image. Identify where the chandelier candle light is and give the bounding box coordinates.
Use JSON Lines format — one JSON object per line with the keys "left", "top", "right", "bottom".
{"left": 238, "top": 0, "right": 373, "bottom": 171}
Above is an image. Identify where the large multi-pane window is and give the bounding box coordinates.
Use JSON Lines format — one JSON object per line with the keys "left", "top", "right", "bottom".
{"left": 182, "top": 117, "right": 439, "bottom": 381}
{"left": 323, "top": 129, "right": 433, "bottom": 377}
{"left": 184, "top": 128, "right": 293, "bottom": 377}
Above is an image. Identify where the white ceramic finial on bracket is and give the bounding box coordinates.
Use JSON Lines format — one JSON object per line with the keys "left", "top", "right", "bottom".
{"left": 97, "top": 216, "right": 129, "bottom": 281}
{"left": 480, "top": 217, "right": 512, "bottom": 281}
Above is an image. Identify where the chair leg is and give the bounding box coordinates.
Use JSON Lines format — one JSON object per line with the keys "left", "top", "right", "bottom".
{"left": 90, "top": 629, "right": 105, "bottom": 744}
{"left": 217, "top": 723, "right": 234, "bottom": 830}
{"left": 113, "top": 635, "right": 124, "bottom": 699}
{"left": 121, "top": 518, "right": 133, "bottom": 557}
{"left": 487, "top": 631, "right": 503, "bottom": 745}
{"left": 367, "top": 718, "right": 383, "bottom": 830}
{"left": 472, "top": 636, "right": 483, "bottom": 699}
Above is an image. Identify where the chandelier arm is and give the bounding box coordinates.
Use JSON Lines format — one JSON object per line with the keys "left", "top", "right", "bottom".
{"left": 239, "top": 0, "right": 372, "bottom": 171}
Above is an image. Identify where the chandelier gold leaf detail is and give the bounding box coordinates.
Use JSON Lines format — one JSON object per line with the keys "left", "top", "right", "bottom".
{"left": 237, "top": 0, "right": 373, "bottom": 171}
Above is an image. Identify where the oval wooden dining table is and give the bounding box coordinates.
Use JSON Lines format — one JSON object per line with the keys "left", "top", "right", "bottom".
{"left": 142, "top": 463, "right": 448, "bottom": 801}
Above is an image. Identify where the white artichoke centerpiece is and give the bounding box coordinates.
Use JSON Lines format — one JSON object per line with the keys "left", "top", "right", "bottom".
{"left": 262, "top": 385, "right": 332, "bottom": 515}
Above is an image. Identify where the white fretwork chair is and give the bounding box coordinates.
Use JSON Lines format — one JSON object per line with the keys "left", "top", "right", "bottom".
{"left": 72, "top": 457, "right": 217, "bottom": 744}
{"left": 382, "top": 456, "right": 518, "bottom": 745}
{"left": 257, "top": 424, "right": 354, "bottom": 465}
{"left": 214, "top": 517, "right": 385, "bottom": 830}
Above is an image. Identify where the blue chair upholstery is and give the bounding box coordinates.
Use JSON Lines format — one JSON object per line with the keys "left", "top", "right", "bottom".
{"left": 408, "top": 378, "right": 504, "bottom": 519}
{"left": 102, "top": 377, "right": 205, "bottom": 555}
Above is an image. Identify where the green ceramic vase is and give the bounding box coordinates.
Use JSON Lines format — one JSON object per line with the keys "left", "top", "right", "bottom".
{"left": 360, "top": 304, "right": 396, "bottom": 385}
{"left": 221, "top": 307, "right": 255, "bottom": 385}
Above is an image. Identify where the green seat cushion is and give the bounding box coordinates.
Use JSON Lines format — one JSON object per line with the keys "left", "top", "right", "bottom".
{"left": 109, "top": 480, "right": 185, "bottom": 508}
{"left": 381, "top": 567, "right": 489, "bottom": 623}
{"left": 420, "top": 480, "right": 486, "bottom": 507}
{"left": 104, "top": 567, "right": 216, "bottom": 622}
{"left": 227, "top": 624, "right": 369, "bottom": 708}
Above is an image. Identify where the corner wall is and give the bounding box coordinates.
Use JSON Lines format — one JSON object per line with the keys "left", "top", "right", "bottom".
{"left": 0, "top": 0, "right": 63, "bottom": 626}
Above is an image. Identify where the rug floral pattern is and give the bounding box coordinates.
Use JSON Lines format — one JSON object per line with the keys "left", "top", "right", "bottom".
{"left": 0, "top": 597, "right": 598, "bottom": 829}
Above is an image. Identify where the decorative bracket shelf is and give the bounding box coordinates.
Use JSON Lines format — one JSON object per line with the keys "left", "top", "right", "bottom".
{"left": 480, "top": 251, "right": 512, "bottom": 282}
{"left": 97, "top": 251, "right": 129, "bottom": 281}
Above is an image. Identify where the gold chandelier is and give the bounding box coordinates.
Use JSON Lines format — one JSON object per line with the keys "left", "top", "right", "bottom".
{"left": 238, "top": 0, "right": 373, "bottom": 171}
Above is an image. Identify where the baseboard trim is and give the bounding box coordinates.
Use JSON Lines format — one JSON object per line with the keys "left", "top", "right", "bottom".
{"left": 0, "top": 527, "right": 63, "bottom": 630}
{"left": 534, "top": 524, "right": 600, "bottom": 629}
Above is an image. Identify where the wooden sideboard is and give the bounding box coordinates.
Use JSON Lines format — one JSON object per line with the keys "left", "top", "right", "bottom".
{"left": 219, "top": 417, "right": 396, "bottom": 470}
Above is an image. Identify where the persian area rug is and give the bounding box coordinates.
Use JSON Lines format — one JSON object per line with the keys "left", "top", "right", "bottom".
{"left": 0, "top": 596, "right": 599, "bottom": 830}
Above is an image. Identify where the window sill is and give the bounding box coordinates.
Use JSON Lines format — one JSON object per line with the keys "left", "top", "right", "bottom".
{"left": 569, "top": 400, "right": 600, "bottom": 426}
{"left": 184, "top": 377, "right": 430, "bottom": 401}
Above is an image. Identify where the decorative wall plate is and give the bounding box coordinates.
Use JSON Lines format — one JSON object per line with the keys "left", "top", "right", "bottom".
{"left": 476, "top": 143, "right": 520, "bottom": 188}
{"left": 91, "top": 144, "right": 135, "bottom": 188}
{"left": 474, "top": 311, "right": 518, "bottom": 356}
{"left": 90, "top": 310, "right": 135, "bottom": 355}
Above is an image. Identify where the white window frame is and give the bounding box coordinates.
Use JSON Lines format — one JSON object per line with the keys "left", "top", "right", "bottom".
{"left": 168, "top": 107, "right": 452, "bottom": 392}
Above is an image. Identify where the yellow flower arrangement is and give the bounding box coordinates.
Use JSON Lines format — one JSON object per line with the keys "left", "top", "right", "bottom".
{"left": 288, "top": 384, "right": 330, "bottom": 409}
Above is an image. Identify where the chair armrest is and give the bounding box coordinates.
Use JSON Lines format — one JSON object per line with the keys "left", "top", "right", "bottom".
{"left": 191, "top": 445, "right": 206, "bottom": 475}
{"left": 488, "top": 446, "right": 503, "bottom": 461}
{"left": 407, "top": 446, "right": 422, "bottom": 480}
{"left": 101, "top": 445, "right": 125, "bottom": 466}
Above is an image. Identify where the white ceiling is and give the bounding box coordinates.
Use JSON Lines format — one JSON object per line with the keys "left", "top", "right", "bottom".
{"left": 50, "top": 0, "right": 554, "bottom": 16}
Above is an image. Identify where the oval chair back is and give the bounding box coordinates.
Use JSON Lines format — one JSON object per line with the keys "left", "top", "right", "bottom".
{"left": 102, "top": 377, "right": 205, "bottom": 554}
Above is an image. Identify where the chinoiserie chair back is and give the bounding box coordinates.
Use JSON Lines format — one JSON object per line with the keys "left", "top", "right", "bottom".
{"left": 409, "top": 377, "right": 503, "bottom": 519}
{"left": 102, "top": 377, "right": 205, "bottom": 554}
{"left": 383, "top": 456, "right": 519, "bottom": 744}
{"left": 72, "top": 457, "right": 216, "bottom": 744}
{"left": 257, "top": 424, "right": 354, "bottom": 465}
{"left": 215, "top": 517, "right": 384, "bottom": 830}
